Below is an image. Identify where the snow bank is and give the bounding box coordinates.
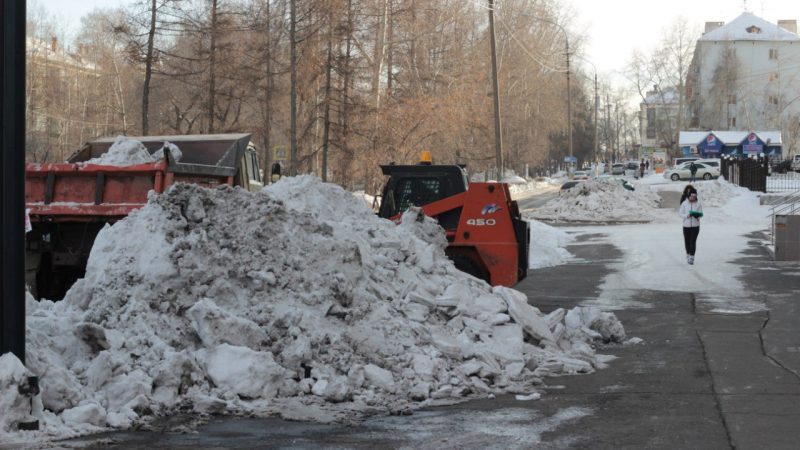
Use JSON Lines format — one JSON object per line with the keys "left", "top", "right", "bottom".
{"left": 82, "top": 136, "right": 181, "bottom": 166}
{"left": 693, "top": 178, "right": 750, "bottom": 208}
{"left": 528, "top": 220, "right": 573, "bottom": 269}
{"left": 3, "top": 176, "right": 626, "bottom": 443}
{"left": 531, "top": 179, "right": 662, "bottom": 222}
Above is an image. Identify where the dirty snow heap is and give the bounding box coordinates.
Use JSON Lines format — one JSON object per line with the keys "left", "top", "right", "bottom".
{"left": 2, "top": 175, "right": 627, "bottom": 442}
{"left": 531, "top": 178, "right": 661, "bottom": 222}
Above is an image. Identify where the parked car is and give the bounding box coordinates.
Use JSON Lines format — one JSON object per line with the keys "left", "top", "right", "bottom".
{"left": 676, "top": 158, "right": 720, "bottom": 170}
{"left": 611, "top": 163, "right": 626, "bottom": 175}
{"left": 625, "top": 161, "right": 640, "bottom": 177}
{"left": 674, "top": 156, "right": 700, "bottom": 168}
{"left": 697, "top": 158, "right": 720, "bottom": 169}
{"left": 664, "top": 162, "right": 720, "bottom": 181}
{"left": 560, "top": 180, "right": 582, "bottom": 190}
{"left": 771, "top": 159, "right": 794, "bottom": 174}
{"left": 792, "top": 155, "right": 800, "bottom": 172}
{"left": 572, "top": 170, "right": 590, "bottom": 180}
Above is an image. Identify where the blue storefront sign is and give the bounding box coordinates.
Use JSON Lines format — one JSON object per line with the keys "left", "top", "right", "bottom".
{"left": 741, "top": 132, "right": 763, "bottom": 155}
{"left": 697, "top": 134, "right": 721, "bottom": 156}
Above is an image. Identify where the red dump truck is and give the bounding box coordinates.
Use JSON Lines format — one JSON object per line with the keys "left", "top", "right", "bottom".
{"left": 25, "top": 133, "right": 263, "bottom": 299}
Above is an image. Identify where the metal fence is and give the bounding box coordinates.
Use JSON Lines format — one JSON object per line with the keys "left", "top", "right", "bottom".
{"left": 720, "top": 156, "right": 768, "bottom": 192}
{"left": 766, "top": 158, "right": 800, "bottom": 192}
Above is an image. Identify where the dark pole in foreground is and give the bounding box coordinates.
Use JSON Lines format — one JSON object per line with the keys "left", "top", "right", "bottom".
{"left": 1, "top": 0, "right": 27, "bottom": 363}
{"left": 488, "top": 0, "right": 503, "bottom": 178}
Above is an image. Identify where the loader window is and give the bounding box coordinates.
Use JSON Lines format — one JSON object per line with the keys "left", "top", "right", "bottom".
{"left": 395, "top": 178, "right": 442, "bottom": 213}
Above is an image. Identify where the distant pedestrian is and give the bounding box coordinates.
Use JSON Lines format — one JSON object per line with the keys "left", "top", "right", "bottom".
{"left": 639, "top": 161, "right": 645, "bottom": 179}
{"left": 645, "top": 160, "right": 650, "bottom": 171}
{"left": 689, "top": 162, "right": 699, "bottom": 182}
{"left": 679, "top": 189, "right": 703, "bottom": 265}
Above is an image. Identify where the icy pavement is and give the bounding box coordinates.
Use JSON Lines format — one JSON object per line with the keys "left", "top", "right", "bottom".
{"left": 1, "top": 176, "right": 626, "bottom": 445}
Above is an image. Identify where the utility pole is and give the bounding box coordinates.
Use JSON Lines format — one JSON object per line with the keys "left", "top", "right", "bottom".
{"left": 289, "top": 0, "right": 298, "bottom": 176}
{"left": 566, "top": 39, "right": 572, "bottom": 159}
{"left": 594, "top": 72, "right": 598, "bottom": 163}
{"left": 1, "top": 0, "right": 27, "bottom": 363}
{"left": 606, "top": 92, "right": 612, "bottom": 162}
{"left": 488, "top": 0, "right": 503, "bottom": 178}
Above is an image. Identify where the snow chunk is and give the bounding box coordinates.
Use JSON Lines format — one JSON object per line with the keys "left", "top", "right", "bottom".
{"left": 204, "top": 344, "right": 285, "bottom": 399}
{"left": 0, "top": 353, "right": 37, "bottom": 433}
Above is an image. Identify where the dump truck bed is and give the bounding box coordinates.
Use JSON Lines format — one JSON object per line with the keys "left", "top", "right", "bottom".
{"left": 26, "top": 133, "right": 253, "bottom": 222}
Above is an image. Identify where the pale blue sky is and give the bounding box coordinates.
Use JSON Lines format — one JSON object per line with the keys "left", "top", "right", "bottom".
{"left": 32, "top": 0, "right": 800, "bottom": 75}
{"left": 34, "top": 0, "right": 129, "bottom": 33}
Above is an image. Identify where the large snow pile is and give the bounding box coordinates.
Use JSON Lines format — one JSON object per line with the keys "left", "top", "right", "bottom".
{"left": 82, "top": 136, "right": 182, "bottom": 166}
{"left": 694, "top": 178, "right": 749, "bottom": 207}
{"left": 531, "top": 179, "right": 662, "bottom": 222}
{"left": 1, "top": 176, "right": 626, "bottom": 443}
{"left": 528, "top": 220, "right": 574, "bottom": 269}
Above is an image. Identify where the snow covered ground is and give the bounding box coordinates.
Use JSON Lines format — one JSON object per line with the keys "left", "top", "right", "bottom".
{"left": 1, "top": 175, "right": 623, "bottom": 445}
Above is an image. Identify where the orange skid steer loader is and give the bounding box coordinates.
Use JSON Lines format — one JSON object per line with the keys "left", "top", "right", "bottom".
{"left": 377, "top": 162, "right": 529, "bottom": 287}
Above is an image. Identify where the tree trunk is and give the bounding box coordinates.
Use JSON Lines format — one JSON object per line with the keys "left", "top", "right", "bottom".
{"left": 385, "top": 0, "right": 393, "bottom": 96}
{"left": 142, "top": 0, "right": 157, "bottom": 135}
{"left": 340, "top": 0, "right": 353, "bottom": 187}
{"left": 207, "top": 0, "right": 218, "bottom": 133}
{"left": 289, "top": 0, "right": 298, "bottom": 176}
{"left": 321, "top": 4, "right": 334, "bottom": 182}
{"left": 262, "top": 0, "right": 272, "bottom": 180}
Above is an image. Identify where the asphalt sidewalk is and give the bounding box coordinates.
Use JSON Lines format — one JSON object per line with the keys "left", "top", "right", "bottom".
{"left": 513, "top": 228, "right": 800, "bottom": 449}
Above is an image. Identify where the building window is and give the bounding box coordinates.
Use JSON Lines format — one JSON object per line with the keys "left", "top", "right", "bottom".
{"left": 728, "top": 94, "right": 737, "bottom": 104}
{"left": 747, "top": 25, "right": 762, "bottom": 34}
{"left": 769, "top": 95, "right": 780, "bottom": 106}
{"left": 728, "top": 117, "right": 737, "bottom": 128}
{"left": 769, "top": 48, "right": 779, "bottom": 59}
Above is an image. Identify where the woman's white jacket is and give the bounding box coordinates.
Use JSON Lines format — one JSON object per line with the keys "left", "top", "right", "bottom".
{"left": 679, "top": 199, "right": 703, "bottom": 228}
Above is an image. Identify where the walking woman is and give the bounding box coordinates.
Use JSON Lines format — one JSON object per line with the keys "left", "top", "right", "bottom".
{"left": 679, "top": 189, "right": 703, "bottom": 265}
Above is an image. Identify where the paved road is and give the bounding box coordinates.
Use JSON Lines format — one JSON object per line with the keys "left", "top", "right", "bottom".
{"left": 57, "top": 209, "right": 800, "bottom": 449}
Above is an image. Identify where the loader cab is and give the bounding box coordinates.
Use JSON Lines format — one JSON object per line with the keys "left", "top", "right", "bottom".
{"left": 378, "top": 164, "right": 468, "bottom": 228}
